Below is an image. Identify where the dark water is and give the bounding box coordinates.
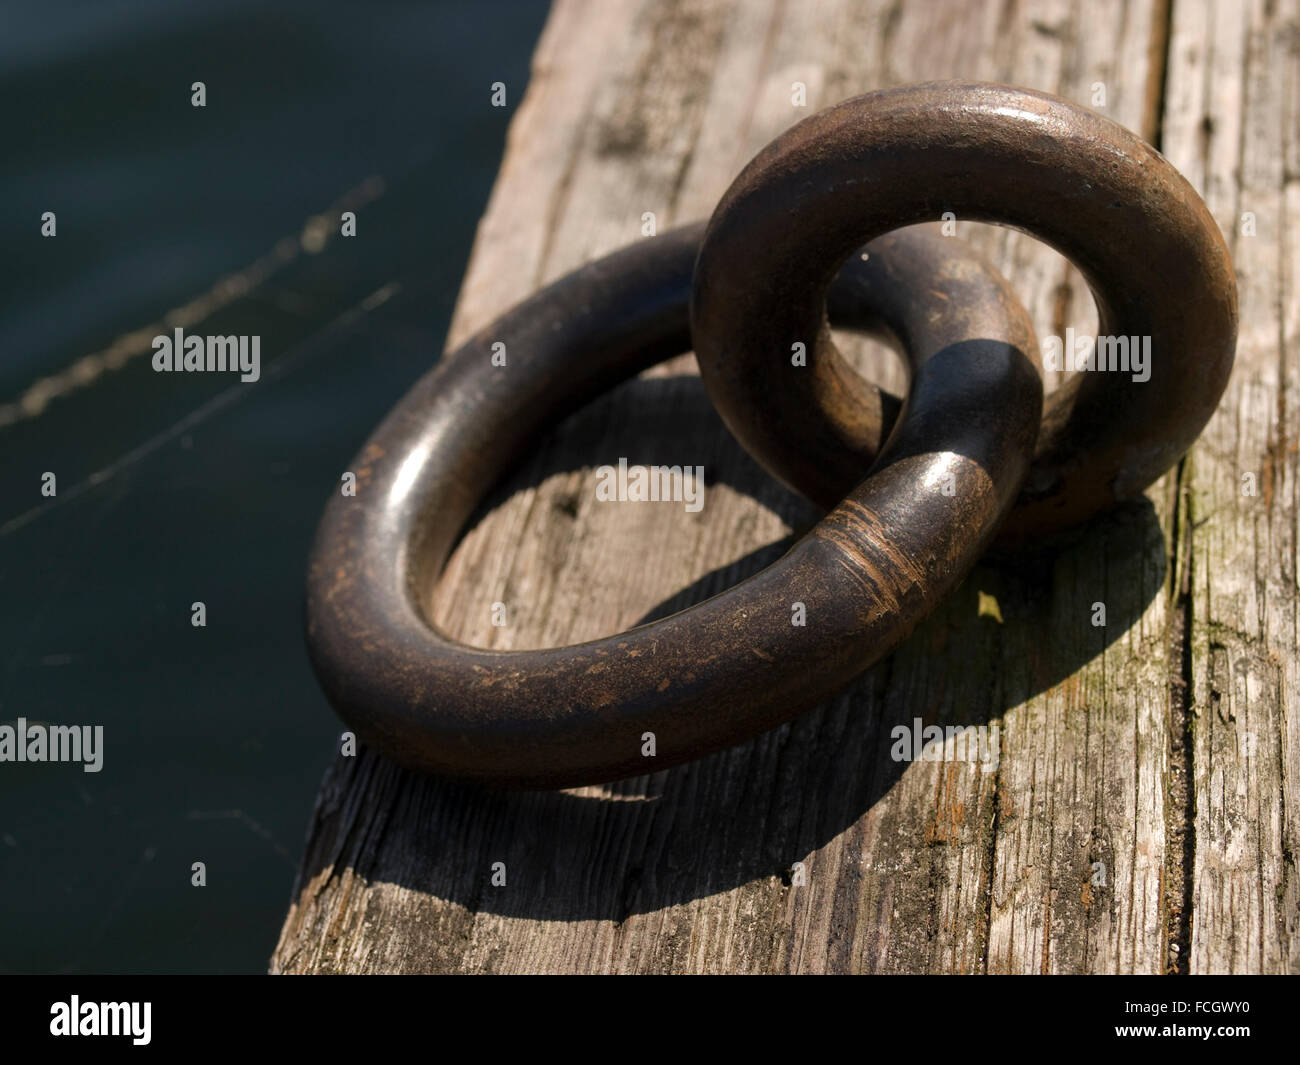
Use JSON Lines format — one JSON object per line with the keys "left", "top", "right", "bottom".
{"left": 0, "top": 0, "right": 548, "bottom": 972}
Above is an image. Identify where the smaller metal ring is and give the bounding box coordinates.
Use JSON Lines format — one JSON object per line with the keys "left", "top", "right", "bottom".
{"left": 305, "top": 224, "right": 1041, "bottom": 787}
{"left": 692, "top": 82, "right": 1238, "bottom": 543}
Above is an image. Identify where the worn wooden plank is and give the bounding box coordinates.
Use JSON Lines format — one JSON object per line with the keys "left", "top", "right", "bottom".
{"left": 271, "top": 0, "right": 1284, "bottom": 973}
{"left": 1163, "top": 0, "right": 1300, "bottom": 974}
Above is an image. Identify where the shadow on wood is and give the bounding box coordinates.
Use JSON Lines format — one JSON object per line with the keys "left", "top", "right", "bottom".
{"left": 279, "top": 369, "right": 1165, "bottom": 931}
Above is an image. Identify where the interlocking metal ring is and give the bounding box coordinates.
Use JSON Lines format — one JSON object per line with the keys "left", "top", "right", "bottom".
{"left": 305, "top": 223, "right": 1040, "bottom": 787}
{"left": 692, "top": 83, "right": 1238, "bottom": 543}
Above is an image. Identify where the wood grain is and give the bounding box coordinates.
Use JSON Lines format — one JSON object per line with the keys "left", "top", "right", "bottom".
{"left": 1164, "top": 0, "right": 1300, "bottom": 974}
{"left": 271, "top": 0, "right": 1297, "bottom": 973}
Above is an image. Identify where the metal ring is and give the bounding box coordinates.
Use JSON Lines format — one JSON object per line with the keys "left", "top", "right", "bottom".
{"left": 305, "top": 224, "right": 1041, "bottom": 788}
{"left": 692, "top": 82, "right": 1238, "bottom": 544}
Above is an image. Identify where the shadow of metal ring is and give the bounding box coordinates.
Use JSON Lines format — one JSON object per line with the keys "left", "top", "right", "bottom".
{"left": 305, "top": 222, "right": 1041, "bottom": 788}
{"left": 692, "top": 82, "right": 1238, "bottom": 546}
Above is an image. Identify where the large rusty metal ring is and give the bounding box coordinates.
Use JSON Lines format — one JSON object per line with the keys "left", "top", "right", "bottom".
{"left": 305, "top": 223, "right": 1041, "bottom": 788}
{"left": 692, "top": 82, "right": 1238, "bottom": 543}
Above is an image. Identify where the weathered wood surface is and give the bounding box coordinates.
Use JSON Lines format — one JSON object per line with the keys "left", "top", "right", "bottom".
{"left": 1167, "top": 0, "right": 1300, "bottom": 973}
{"left": 271, "top": 0, "right": 1299, "bottom": 973}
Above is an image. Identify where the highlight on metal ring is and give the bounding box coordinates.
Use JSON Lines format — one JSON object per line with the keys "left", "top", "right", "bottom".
{"left": 691, "top": 81, "right": 1238, "bottom": 545}
{"left": 304, "top": 223, "right": 1041, "bottom": 788}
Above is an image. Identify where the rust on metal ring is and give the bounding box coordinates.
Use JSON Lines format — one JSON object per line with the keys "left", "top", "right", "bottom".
{"left": 691, "top": 82, "right": 1238, "bottom": 544}
{"left": 305, "top": 223, "right": 1041, "bottom": 788}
